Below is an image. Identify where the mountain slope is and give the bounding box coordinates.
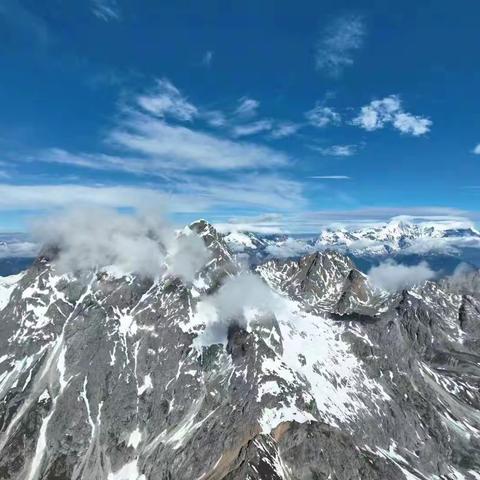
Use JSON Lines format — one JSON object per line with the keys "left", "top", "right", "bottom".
{"left": 0, "top": 221, "right": 479, "bottom": 479}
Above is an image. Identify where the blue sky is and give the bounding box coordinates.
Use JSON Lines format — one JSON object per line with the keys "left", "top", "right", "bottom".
{"left": 0, "top": 0, "right": 479, "bottom": 232}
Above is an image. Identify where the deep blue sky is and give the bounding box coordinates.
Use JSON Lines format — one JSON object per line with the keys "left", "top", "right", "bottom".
{"left": 0, "top": 0, "right": 479, "bottom": 232}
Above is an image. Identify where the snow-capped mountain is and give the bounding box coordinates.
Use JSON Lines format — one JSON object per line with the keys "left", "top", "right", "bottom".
{"left": 0, "top": 220, "right": 479, "bottom": 479}
{"left": 222, "top": 218, "right": 480, "bottom": 273}
{"left": 222, "top": 231, "right": 269, "bottom": 253}
{"left": 316, "top": 217, "right": 480, "bottom": 256}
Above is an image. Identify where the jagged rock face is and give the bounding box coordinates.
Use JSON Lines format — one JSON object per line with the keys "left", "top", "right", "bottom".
{"left": 256, "top": 251, "right": 385, "bottom": 315}
{"left": 0, "top": 222, "right": 479, "bottom": 479}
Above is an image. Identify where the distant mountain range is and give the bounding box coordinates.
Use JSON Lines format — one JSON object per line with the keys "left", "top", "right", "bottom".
{"left": 0, "top": 219, "right": 479, "bottom": 277}
{"left": 223, "top": 218, "right": 480, "bottom": 272}
{"left": 316, "top": 218, "right": 480, "bottom": 256}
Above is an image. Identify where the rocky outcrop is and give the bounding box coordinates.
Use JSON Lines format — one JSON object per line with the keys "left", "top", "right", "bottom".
{"left": 0, "top": 221, "right": 479, "bottom": 479}
{"left": 256, "top": 250, "right": 385, "bottom": 316}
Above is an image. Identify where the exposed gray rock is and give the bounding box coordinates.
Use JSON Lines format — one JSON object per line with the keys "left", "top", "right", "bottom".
{"left": 0, "top": 221, "right": 479, "bottom": 479}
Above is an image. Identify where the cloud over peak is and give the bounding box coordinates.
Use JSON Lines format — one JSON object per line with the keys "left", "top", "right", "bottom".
{"left": 33, "top": 207, "right": 210, "bottom": 281}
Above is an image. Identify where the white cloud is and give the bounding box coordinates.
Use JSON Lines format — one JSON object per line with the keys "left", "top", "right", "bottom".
{"left": 311, "top": 144, "right": 356, "bottom": 156}
{"left": 270, "top": 122, "right": 301, "bottom": 139}
{"left": 0, "top": 183, "right": 199, "bottom": 212}
{"left": 214, "top": 213, "right": 286, "bottom": 235}
{"left": 32, "top": 207, "right": 210, "bottom": 281}
{"left": 0, "top": 174, "right": 304, "bottom": 213}
{"left": 0, "top": 236, "right": 37, "bottom": 258}
{"left": 403, "top": 235, "right": 480, "bottom": 255}
{"left": 193, "top": 273, "right": 276, "bottom": 346}
{"left": 202, "top": 110, "right": 227, "bottom": 127}
{"left": 202, "top": 50, "right": 214, "bottom": 67}
{"left": 136, "top": 78, "right": 198, "bottom": 121}
{"left": 265, "top": 238, "right": 314, "bottom": 258}
{"left": 28, "top": 79, "right": 308, "bottom": 214}
{"left": 315, "top": 14, "right": 365, "bottom": 76}
{"left": 231, "top": 119, "right": 273, "bottom": 137}
{"left": 444, "top": 263, "right": 480, "bottom": 296}
{"left": 108, "top": 113, "right": 289, "bottom": 171}
{"left": 392, "top": 112, "right": 432, "bottom": 136}
{"left": 91, "top": 0, "right": 120, "bottom": 21}
{"left": 353, "top": 96, "right": 401, "bottom": 131}
{"left": 165, "top": 228, "right": 211, "bottom": 283}
{"left": 352, "top": 95, "right": 432, "bottom": 136}
{"left": 472, "top": 144, "right": 480, "bottom": 155}
{"left": 37, "top": 80, "right": 295, "bottom": 174}
{"left": 38, "top": 148, "right": 155, "bottom": 177}
{"left": 234, "top": 97, "right": 259, "bottom": 118}
{"left": 305, "top": 105, "right": 341, "bottom": 128}
{"left": 367, "top": 260, "right": 436, "bottom": 292}
{"left": 309, "top": 175, "right": 350, "bottom": 180}
{"left": 185, "top": 174, "right": 305, "bottom": 210}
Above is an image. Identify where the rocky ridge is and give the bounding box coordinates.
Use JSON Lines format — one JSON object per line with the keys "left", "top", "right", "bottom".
{"left": 0, "top": 221, "right": 479, "bottom": 479}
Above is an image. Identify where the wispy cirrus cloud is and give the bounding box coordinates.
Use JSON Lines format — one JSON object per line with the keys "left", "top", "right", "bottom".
{"left": 91, "top": 0, "right": 121, "bottom": 22}
{"left": 202, "top": 50, "right": 214, "bottom": 67}
{"left": 352, "top": 95, "right": 432, "bottom": 136}
{"left": 0, "top": 183, "right": 197, "bottom": 212}
{"left": 0, "top": 0, "right": 50, "bottom": 50}
{"left": 309, "top": 175, "right": 350, "bottom": 180}
{"left": 107, "top": 112, "right": 288, "bottom": 170}
{"left": 41, "top": 118, "right": 289, "bottom": 173}
{"left": 234, "top": 97, "right": 259, "bottom": 118}
{"left": 315, "top": 14, "right": 366, "bottom": 76}
{"left": 270, "top": 122, "right": 302, "bottom": 139}
{"left": 28, "top": 78, "right": 305, "bottom": 214}
{"left": 231, "top": 119, "right": 273, "bottom": 138}
{"left": 202, "top": 110, "right": 227, "bottom": 128}
{"left": 310, "top": 144, "right": 357, "bottom": 156}
{"left": 136, "top": 78, "right": 198, "bottom": 121}
{"left": 37, "top": 148, "right": 161, "bottom": 178}
{"left": 305, "top": 104, "right": 341, "bottom": 128}
{"left": 38, "top": 80, "right": 289, "bottom": 173}
{"left": 0, "top": 174, "right": 303, "bottom": 213}
{"left": 180, "top": 174, "right": 305, "bottom": 210}
{"left": 472, "top": 144, "right": 480, "bottom": 155}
